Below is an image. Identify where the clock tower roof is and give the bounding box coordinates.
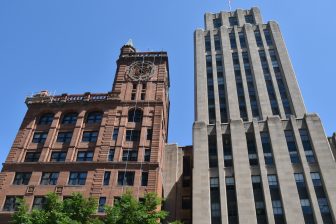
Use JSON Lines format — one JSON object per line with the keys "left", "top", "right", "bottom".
{"left": 121, "top": 39, "right": 136, "bottom": 55}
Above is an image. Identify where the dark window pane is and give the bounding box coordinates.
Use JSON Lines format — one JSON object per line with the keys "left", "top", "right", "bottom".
{"left": 41, "top": 172, "right": 59, "bottom": 185}
{"left": 68, "top": 172, "right": 87, "bottom": 185}
{"left": 50, "top": 152, "right": 67, "bottom": 162}
{"left": 117, "top": 171, "right": 135, "bottom": 186}
{"left": 38, "top": 113, "right": 54, "bottom": 125}
{"left": 86, "top": 112, "right": 103, "bottom": 124}
{"left": 13, "top": 172, "right": 32, "bottom": 185}
{"left": 62, "top": 113, "right": 78, "bottom": 124}
{"left": 24, "top": 152, "right": 40, "bottom": 162}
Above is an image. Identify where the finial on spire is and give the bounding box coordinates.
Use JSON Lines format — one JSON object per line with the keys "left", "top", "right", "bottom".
{"left": 125, "top": 39, "right": 134, "bottom": 47}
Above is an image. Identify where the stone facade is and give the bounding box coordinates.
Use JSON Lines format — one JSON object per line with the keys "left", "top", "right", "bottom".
{"left": 163, "top": 144, "right": 192, "bottom": 224}
{"left": 193, "top": 7, "right": 336, "bottom": 224}
{"left": 0, "top": 44, "right": 170, "bottom": 223}
{"left": 328, "top": 133, "right": 336, "bottom": 159}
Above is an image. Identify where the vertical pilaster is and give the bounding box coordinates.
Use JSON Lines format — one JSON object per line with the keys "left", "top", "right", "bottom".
{"left": 267, "top": 117, "right": 305, "bottom": 223}
{"left": 290, "top": 116, "right": 324, "bottom": 224}
{"left": 192, "top": 121, "right": 211, "bottom": 224}
{"left": 245, "top": 24, "right": 272, "bottom": 119}
{"left": 269, "top": 21, "right": 306, "bottom": 117}
{"left": 236, "top": 9, "right": 245, "bottom": 26}
{"left": 231, "top": 120, "right": 257, "bottom": 223}
{"left": 215, "top": 122, "right": 228, "bottom": 224}
{"left": 252, "top": 121, "right": 275, "bottom": 223}
{"left": 194, "top": 29, "right": 208, "bottom": 122}
{"left": 251, "top": 7, "right": 262, "bottom": 24}
{"left": 219, "top": 27, "right": 240, "bottom": 120}
{"left": 305, "top": 114, "right": 336, "bottom": 221}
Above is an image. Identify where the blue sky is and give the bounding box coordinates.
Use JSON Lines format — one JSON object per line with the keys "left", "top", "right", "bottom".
{"left": 0, "top": 0, "right": 335, "bottom": 165}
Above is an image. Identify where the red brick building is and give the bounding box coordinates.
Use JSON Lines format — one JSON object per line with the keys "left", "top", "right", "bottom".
{"left": 0, "top": 42, "right": 170, "bottom": 223}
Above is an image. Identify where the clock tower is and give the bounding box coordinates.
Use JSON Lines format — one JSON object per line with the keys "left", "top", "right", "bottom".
{"left": 110, "top": 41, "right": 170, "bottom": 198}
{"left": 0, "top": 42, "right": 170, "bottom": 222}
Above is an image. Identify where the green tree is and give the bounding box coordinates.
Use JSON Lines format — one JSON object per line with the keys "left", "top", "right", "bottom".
{"left": 12, "top": 191, "right": 179, "bottom": 224}
{"left": 12, "top": 192, "right": 100, "bottom": 224}
{"left": 104, "top": 191, "right": 167, "bottom": 224}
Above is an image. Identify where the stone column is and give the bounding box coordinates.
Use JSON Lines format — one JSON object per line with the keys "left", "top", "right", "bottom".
{"left": 192, "top": 121, "right": 211, "bottom": 224}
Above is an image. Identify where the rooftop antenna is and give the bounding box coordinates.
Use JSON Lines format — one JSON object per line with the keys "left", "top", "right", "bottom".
{"left": 228, "top": 0, "right": 232, "bottom": 11}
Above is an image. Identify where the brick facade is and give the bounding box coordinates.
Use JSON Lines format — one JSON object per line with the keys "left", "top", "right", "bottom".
{"left": 0, "top": 44, "right": 170, "bottom": 223}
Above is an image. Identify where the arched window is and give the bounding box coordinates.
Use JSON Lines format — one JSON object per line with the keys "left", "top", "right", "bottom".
{"left": 86, "top": 111, "right": 103, "bottom": 124}
{"left": 128, "top": 108, "right": 143, "bottom": 123}
{"left": 62, "top": 112, "right": 78, "bottom": 124}
{"left": 38, "top": 113, "right": 54, "bottom": 125}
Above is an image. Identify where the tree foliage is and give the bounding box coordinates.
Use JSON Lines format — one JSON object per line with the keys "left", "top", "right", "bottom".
{"left": 11, "top": 191, "right": 180, "bottom": 224}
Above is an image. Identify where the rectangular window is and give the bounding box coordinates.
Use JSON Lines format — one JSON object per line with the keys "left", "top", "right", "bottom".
{"left": 254, "top": 30, "right": 263, "bottom": 47}
{"left": 216, "top": 54, "right": 223, "bottom": 71}
{"left": 229, "top": 32, "right": 237, "bottom": 49}
{"left": 263, "top": 29, "right": 273, "bottom": 46}
{"left": 144, "top": 149, "right": 151, "bottom": 162}
{"left": 229, "top": 16, "right": 238, "bottom": 26}
{"left": 272, "top": 200, "right": 283, "bottom": 215}
{"left": 77, "top": 151, "right": 94, "bottom": 162}
{"left": 32, "top": 132, "right": 48, "bottom": 143}
{"left": 33, "top": 196, "right": 47, "bottom": 210}
{"left": 251, "top": 175, "right": 267, "bottom": 223}
{"left": 268, "top": 175, "right": 278, "bottom": 187}
{"left": 210, "top": 177, "right": 221, "bottom": 223}
{"left": 98, "top": 197, "right": 106, "bottom": 213}
{"left": 86, "top": 112, "right": 102, "bottom": 124}
{"left": 103, "top": 171, "right": 111, "bottom": 186}
{"left": 214, "top": 35, "right": 221, "bottom": 51}
{"left": 182, "top": 156, "right": 191, "bottom": 187}
{"left": 226, "top": 177, "right": 238, "bottom": 223}
{"left": 311, "top": 172, "right": 322, "bottom": 186}
{"left": 62, "top": 113, "right": 77, "bottom": 124}
{"left": 50, "top": 151, "right": 67, "bottom": 162}
{"left": 82, "top": 131, "right": 98, "bottom": 142}
{"left": 3, "top": 196, "right": 22, "bottom": 211}
{"left": 39, "top": 114, "right": 54, "bottom": 125}
{"left": 239, "top": 32, "right": 246, "bottom": 48}
{"left": 223, "top": 134, "right": 233, "bottom": 167}
{"left": 112, "top": 128, "right": 119, "bottom": 141}
{"left": 208, "top": 135, "right": 218, "bottom": 168}
{"left": 24, "top": 152, "right": 40, "bottom": 162}
{"left": 147, "top": 128, "right": 153, "bottom": 140}
{"left": 285, "top": 130, "right": 300, "bottom": 164}
{"left": 117, "top": 171, "right": 135, "bottom": 186}
{"left": 213, "top": 18, "right": 222, "bottom": 28}
{"left": 299, "top": 129, "right": 316, "bottom": 163}
{"left": 294, "top": 173, "right": 314, "bottom": 222}
{"left": 68, "top": 172, "right": 87, "bottom": 185}
{"left": 13, "top": 172, "right": 31, "bottom": 185}
{"left": 245, "top": 15, "right": 254, "bottom": 24}
{"left": 246, "top": 133, "right": 258, "bottom": 166}
{"left": 205, "top": 35, "right": 211, "bottom": 52}
{"left": 141, "top": 92, "right": 146, "bottom": 100}
{"left": 141, "top": 172, "right": 148, "bottom": 186}
{"left": 122, "top": 150, "right": 138, "bottom": 161}
{"left": 182, "top": 196, "right": 192, "bottom": 210}
{"left": 268, "top": 174, "right": 285, "bottom": 223}
{"left": 56, "top": 132, "right": 72, "bottom": 143}
{"left": 261, "top": 132, "right": 274, "bottom": 165}
{"left": 108, "top": 148, "right": 115, "bottom": 161}
{"left": 125, "top": 130, "right": 140, "bottom": 141}
{"left": 40, "top": 172, "right": 59, "bottom": 185}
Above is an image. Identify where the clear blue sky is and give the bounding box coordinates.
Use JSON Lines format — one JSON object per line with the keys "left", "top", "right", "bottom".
{"left": 0, "top": 0, "right": 335, "bottom": 165}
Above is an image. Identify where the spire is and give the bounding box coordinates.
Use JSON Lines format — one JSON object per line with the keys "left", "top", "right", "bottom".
{"left": 121, "top": 39, "right": 136, "bottom": 55}
{"left": 125, "top": 39, "right": 134, "bottom": 47}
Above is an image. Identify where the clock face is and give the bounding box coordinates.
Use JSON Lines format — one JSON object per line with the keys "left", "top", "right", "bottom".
{"left": 126, "top": 61, "right": 155, "bottom": 81}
